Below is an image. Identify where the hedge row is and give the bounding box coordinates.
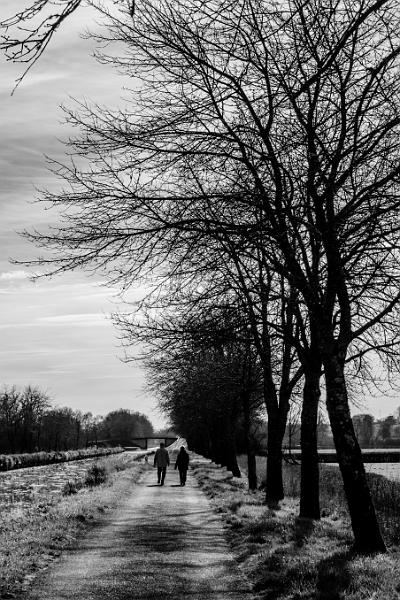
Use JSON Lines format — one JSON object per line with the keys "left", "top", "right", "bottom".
{"left": 0, "top": 447, "right": 125, "bottom": 472}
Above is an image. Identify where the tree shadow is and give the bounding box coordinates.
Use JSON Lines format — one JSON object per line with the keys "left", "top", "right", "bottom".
{"left": 251, "top": 522, "right": 353, "bottom": 600}
{"left": 316, "top": 551, "right": 351, "bottom": 600}
{"left": 293, "top": 516, "right": 315, "bottom": 547}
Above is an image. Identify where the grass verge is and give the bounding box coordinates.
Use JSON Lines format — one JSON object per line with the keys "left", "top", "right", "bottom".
{"left": 191, "top": 457, "right": 400, "bottom": 600}
{"left": 0, "top": 453, "right": 148, "bottom": 598}
{"left": 237, "top": 455, "right": 400, "bottom": 544}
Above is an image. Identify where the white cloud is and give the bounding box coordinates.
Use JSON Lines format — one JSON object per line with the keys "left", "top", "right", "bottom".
{"left": 33, "top": 369, "right": 72, "bottom": 376}
{"left": 85, "top": 374, "right": 136, "bottom": 380}
{"left": 37, "top": 313, "right": 109, "bottom": 326}
{"left": 0, "top": 348, "right": 82, "bottom": 357}
{"left": 15, "top": 72, "right": 67, "bottom": 89}
{"left": 0, "top": 313, "right": 110, "bottom": 330}
{"left": 0, "top": 270, "right": 30, "bottom": 281}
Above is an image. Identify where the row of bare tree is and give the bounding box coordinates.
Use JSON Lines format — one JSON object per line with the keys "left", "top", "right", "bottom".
{"left": 0, "top": 387, "right": 154, "bottom": 453}
{"left": 139, "top": 307, "right": 267, "bottom": 487}
{"left": 3, "top": 0, "right": 400, "bottom": 553}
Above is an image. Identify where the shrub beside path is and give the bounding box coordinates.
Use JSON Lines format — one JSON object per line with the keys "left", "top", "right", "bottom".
{"left": 25, "top": 456, "right": 256, "bottom": 600}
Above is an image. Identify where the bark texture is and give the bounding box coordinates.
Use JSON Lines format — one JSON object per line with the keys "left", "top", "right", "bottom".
{"left": 300, "top": 365, "right": 321, "bottom": 519}
{"left": 247, "top": 452, "right": 258, "bottom": 491}
{"left": 324, "top": 355, "right": 386, "bottom": 553}
{"left": 266, "top": 418, "right": 285, "bottom": 502}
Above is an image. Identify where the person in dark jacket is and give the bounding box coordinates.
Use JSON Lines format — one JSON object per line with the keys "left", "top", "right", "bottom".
{"left": 174, "top": 446, "right": 189, "bottom": 486}
{"left": 153, "top": 442, "right": 170, "bottom": 485}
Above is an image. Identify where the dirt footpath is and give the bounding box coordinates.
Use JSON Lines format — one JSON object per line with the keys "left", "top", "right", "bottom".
{"left": 25, "top": 460, "right": 256, "bottom": 600}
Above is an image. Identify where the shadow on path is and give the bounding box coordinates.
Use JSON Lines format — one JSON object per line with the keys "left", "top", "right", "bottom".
{"left": 26, "top": 468, "right": 256, "bottom": 600}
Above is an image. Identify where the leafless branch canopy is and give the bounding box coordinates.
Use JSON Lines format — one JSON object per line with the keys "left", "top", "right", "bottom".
{"left": 9, "top": 0, "right": 400, "bottom": 389}
{"left": 0, "top": 0, "right": 135, "bottom": 90}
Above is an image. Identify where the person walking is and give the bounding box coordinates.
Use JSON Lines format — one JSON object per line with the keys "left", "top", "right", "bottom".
{"left": 153, "top": 442, "right": 170, "bottom": 485}
{"left": 174, "top": 446, "right": 189, "bottom": 486}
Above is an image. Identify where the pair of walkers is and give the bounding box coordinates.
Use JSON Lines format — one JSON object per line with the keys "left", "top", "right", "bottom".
{"left": 153, "top": 443, "right": 189, "bottom": 486}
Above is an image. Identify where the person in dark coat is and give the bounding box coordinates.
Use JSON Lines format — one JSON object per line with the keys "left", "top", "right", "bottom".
{"left": 153, "top": 442, "right": 170, "bottom": 485}
{"left": 174, "top": 446, "right": 189, "bottom": 486}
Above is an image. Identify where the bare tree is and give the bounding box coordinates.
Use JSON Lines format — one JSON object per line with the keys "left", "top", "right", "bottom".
{"left": 213, "top": 240, "right": 304, "bottom": 503}
{"left": 0, "top": 386, "right": 22, "bottom": 452}
{"left": 114, "top": 230, "right": 304, "bottom": 501}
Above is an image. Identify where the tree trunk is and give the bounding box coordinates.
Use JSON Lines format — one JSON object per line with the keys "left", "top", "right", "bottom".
{"left": 76, "top": 422, "right": 81, "bottom": 449}
{"left": 324, "top": 355, "right": 386, "bottom": 553}
{"left": 223, "top": 427, "right": 241, "bottom": 477}
{"left": 300, "top": 363, "right": 321, "bottom": 519}
{"left": 247, "top": 452, "right": 258, "bottom": 490}
{"left": 266, "top": 417, "right": 284, "bottom": 503}
{"left": 242, "top": 391, "right": 258, "bottom": 490}
{"left": 210, "top": 430, "right": 224, "bottom": 465}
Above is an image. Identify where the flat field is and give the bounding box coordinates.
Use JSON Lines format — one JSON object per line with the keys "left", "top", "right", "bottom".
{"left": 243, "top": 454, "right": 400, "bottom": 483}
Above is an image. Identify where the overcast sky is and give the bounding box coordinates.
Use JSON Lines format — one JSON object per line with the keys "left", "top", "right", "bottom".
{"left": 0, "top": 1, "right": 167, "bottom": 428}
{"left": 1, "top": 2, "right": 399, "bottom": 425}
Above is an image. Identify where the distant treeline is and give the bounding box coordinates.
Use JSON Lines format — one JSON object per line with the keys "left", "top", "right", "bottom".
{"left": 0, "top": 385, "right": 154, "bottom": 454}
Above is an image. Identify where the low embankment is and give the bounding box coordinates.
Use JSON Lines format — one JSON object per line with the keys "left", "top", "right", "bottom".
{"left": 0, "top": 446, "right": 125, "bottom": 472}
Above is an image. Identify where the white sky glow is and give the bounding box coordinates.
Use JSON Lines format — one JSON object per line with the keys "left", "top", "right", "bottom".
{"left": 0, "top": 1, "right": 398, "bottom": 427}
{"left": 0, "top": 0, "right": 166, "bottom": 428}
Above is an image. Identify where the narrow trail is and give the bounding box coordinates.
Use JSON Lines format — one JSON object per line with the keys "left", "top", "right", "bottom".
{"left": 25, "top": 459, "right": 256, "bottom": 600}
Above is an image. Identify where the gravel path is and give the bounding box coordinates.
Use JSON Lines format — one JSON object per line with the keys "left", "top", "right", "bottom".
{"left": 25, "top": 461, "right": 256, "bottom": 600}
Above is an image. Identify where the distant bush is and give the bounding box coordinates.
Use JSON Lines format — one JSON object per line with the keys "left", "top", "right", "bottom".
{"left": 62, "top": 453, "right": 146, "bottom": 495}
{"left": 0, "top": 447, "right": 124, "bottom": 471}
{"left": 62, "top": 479, "right": 84, "bottom": 495}
{"left": 85, "top": 463, "right": 108, "bottom": 487}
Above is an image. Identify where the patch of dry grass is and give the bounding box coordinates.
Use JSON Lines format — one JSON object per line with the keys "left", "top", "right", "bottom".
{"left": 192, "top": 458, "right": 400, "bottom": 600}
{"left": 0, "top": 453, "right": 146, "bottom": 597}
{"left": 238, "top": 455, "right": 400, "bottom": 544}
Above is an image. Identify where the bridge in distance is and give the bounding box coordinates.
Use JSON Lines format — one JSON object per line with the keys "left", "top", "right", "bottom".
{"left": 89, "top": 436, "right": 178, "bottom": 450}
